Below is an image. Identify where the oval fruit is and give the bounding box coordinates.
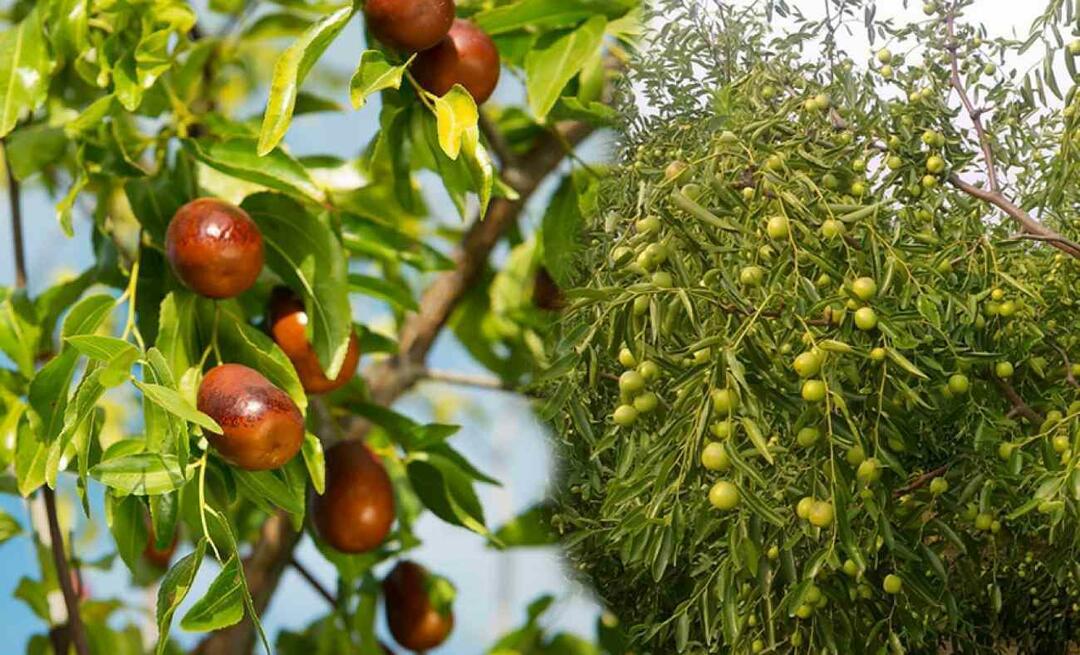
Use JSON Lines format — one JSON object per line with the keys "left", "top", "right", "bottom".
{"left": 268, "top": 287, "right": 361, "bottom": 395}
{"left": 165, "top": 198, "right": 264, "bottom": 299}
{"left": 701, "top": 442, "right": 730, "bottom": 471}
{"left": 709, "top": 480, "right": 740, "bottom": 510}
{"left": 313, "top": 440, "right": 396, "bottom": 553}
{"left": 413, "top": 19, "right": 500, "bottom": 104}
{"left": 384, "top": 561, "right": 454, "bottom": 651}
{"left": 196, "top": 364, "right": 304, "bottom": 471}
{"left": 363, "top": 0, "right": 455, "bottom": 53}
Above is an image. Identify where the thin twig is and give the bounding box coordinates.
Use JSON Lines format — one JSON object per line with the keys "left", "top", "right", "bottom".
{"left": 289, "top": 557, "right": 337, "bottom": 607}
{"left": 893, "top": 465, "right": 950, "bottom": 497}
{"left": 6, "top": 141, "right": 90, "bottom": 655}
{"left": 1050, "top": 342, "right": 1080, "bottom": 389}
{"left": 43, "top": 488, "right": 91, "bottom": 655}
{"left": 4, "top": 141, "right": 26, "bottom": 289}
{"left": 422, "top": 368, "right": 518, "bottom": 392}
{"left": 945, "top": 5, "right": 999, "bottom": 193}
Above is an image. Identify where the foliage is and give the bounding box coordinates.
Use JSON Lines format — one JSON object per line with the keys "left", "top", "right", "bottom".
{"left": 0, "top": 0, "right": 635, "bottom": 652}
{"left": 546, "top": 1, "right": 1080, "bottom": 653}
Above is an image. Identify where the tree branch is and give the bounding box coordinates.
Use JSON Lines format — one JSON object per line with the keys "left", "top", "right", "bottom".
{"left": 194, "top": 118, "right": 598, "bottom": 654}
{"left": 994, "top": 378, "right": 1043, "bottom": 424}
{"left": 6, "top": 141, "right": 90, "bottom": 655}
{"left": 290, "top": 556, "right": 337, "bottom": 607}
{"left": 945, "top": 6, "right": 1000, "bottom": 194}
{"left": 420, "top": 368, "right": 520, "bottom": 393}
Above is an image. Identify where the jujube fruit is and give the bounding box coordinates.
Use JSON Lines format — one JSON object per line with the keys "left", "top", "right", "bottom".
{"left": 313, "top": 440, "right": 395, "bottom": 553}
{"left": 165, "top": 198, "right": 264, "bottom": 299}
{"left": 384, "top": 561, "right": 454, "bottom": 651}
{"left": 196, "top": 364, "right": 304, "bottom": 471}
{"left": 412, "top": 19, "right": 500, "bottom": 104}
{"left": 363, "top": 0, "right": 455, "bottom": 53}
{"left": 268, "top": 287, "right": 361, "bottom": 394}
{"left": 143, "top": 514, "right": 179, "bottom": 569}
{"left": 533, "top": 267, "right": 566, "bottom": 311}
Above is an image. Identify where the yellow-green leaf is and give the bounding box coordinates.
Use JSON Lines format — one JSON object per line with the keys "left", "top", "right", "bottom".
{"left": 434, "top": 85, "right": 480, "bottom": 161}
{"left": 349, "top": 50, "right": 413, "bottom": 109}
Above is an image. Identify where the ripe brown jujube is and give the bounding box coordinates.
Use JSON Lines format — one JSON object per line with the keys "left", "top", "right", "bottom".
{"left": 196, "top": 364, "right": 304, "bottom": 471}
{"left": 312, "top": 440, "right": 395, "bottom": 553}
{"left": 412, "top": 19, "right": 500, "bottom": 104}
{"left": 364, "top": 0, "right": 455, "bottom": 53}
{"left": 268, "top": 287, "right": 361, "bottom": 395}
{"left": 533, "top": 267, "right": 565, "bottom": 311}
{"left": 383, "top": 561, "right": 454, "bottom": 651}
{"left": 165, "top": 198, "right": 264, "bottom": 299}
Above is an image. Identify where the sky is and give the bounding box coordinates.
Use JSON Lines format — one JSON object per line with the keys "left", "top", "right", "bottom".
{"left": 0, "top": 0, "right": 1056, "bottom": 653}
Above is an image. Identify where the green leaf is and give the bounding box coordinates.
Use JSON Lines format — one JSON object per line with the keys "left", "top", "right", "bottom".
{"left": 349, "top": 50, "right": 412, "bottom": 109}
{"left": 887, "top": 349, "right": 929, "bottom": 380}
{"left": 348, "top": 273, "right": 418, "bottom": 311}
{"left": 134, "top": 380, "right": 223, "bottom": 433}
{"left": 0, "top": 292, "right": 40, "bottom": 377}
{"left": 242, "top": 12, "right": 315, "bottom": 40}
{"left": 524, "top": 15, "right": 607, "bottom": 120}
{"left": 434, "top": 85, "right": 480, "bottom": 160}
{"left": 241, "top": 192, "right": 352, "bottom": 379}
{"left": 91, "top": 452, "right": 188, "bottom": 496}
{"left": 4, "top": 124, "right": 67, "bottom": 181}
{"left": 183, "top": 138, "right": 324, "bottom": 202}
{"left": 47, "top": 368, "right": 106, "bottom": 488}
{"left": 0, "top": 6, "right": 51, "bottom": 138}
{"left": 341, "top": 213, "right": 454, "bottom": 271}
{"left": 64, "top": 335, "right": 138, "bottom": 364}
{"left": 233, "top": 468, "right": 305, "bottom": 519}
{"left": 492, "top": 504, "right": 555, "bottom": 547}
{"left": 155, "top": 539, "right": 207, "bottom": 655}
{"left": 180, "top": 554, "right": 246, "bottom": 632}
{"left": 14, "top": 415, "right": 47, "bottom": 496}
{"left": 0, "top": 508, "right": 22, "bottom": 545}
{"left": 107, "top": 492, "right": 149, "bottom": 574}
{"left": 476, "top": 0, "right": 633, "bottom": 34}
{"left": 407, "top": 456, "right": 491, "bottom": 538}
{"left": 257, "top": 5, "right": 353, "bottom": 155}
{"left": 302, "top": 432, "right": 326, "bottom": 495}
{"left": 541, "top": 175, "right": 584, "bottom": 287}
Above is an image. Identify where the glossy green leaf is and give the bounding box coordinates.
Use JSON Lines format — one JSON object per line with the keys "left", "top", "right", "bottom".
{"left": 134, "top": 380, "right": 222, "bottom": 433}
{"left": 349, "top": 50, "right": 412, "bottom": 109}
{"left": 0, "top": 6, "right": 51, "bottom": 138}
{"left": 524, "top": 15, "right": 606, "bottom": 120}
{"left": 91, "top": 452, "right": 188, "bottom": 496}
{"left": 434, "top": 85, "right": 480, "bottom": 160}
{"left": 180, "top": 554, "right": 246, "bottom": 632}
{"left": 155, "top": 539, "right": 207, "bottom": 655}
{"left": 183, "top": 138, "right": 324, "bottom": 202}
{"left": 347, "top": 273, "right": 418, "bottom": 311}
{"left": 301, "top": 432, "right": 325, "bottom": 495}
{"left": 257, "top": 5, "right": 353, "bottom": 155}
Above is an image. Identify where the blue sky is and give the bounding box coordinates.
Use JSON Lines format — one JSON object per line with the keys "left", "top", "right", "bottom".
{"left": 0, "top": 4, "right": 606, "bottom": 652}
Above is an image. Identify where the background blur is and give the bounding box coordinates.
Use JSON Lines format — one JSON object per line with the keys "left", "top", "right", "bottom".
{"left": 0, "top": 0, "right": 1051, "bottom": 651}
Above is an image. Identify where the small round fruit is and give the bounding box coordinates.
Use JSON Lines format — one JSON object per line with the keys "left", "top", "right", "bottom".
{"left": 854, "top": 307, "right": 878, "bottom": 331}
{"left": 384, "top": 561, "right": 454, "bottom": 651}
{"left": 793, "top": 351, "right": 822, "bottom": 378}
{"left": 766, "top": 215, "right": 790, "bottom": 239}
{"left": 269, "top": 287, "right": 361, "bottom": 394}
{"left": 165, "top": 198, "right": 264, "bottom": 299}
{"left": 926, "top": 155, "right": 946, "bottom": 174}
{"left": 883, "top": 574, "right": 903, "bottom": 594}
{"left": 846, "top": 445, "right": 866, "bottom": 466}
{"left": 995, "top": 361, "right": 1014, "bottom": 378}
{"left": 794, "top": 604, "right": 814, "bottom": 619}
{"left": 701, "top": 442, "right": 731, "bottom": 471}
{"left": 842, "top": 559, "right": 859, "bottom": 577}
{"left": 740, "top": 266, "right": 765, "bottom": 287}
{"left": 857, "top": 458, "right": 882, "bottom": 484}
{"left": 876, "top": 48, "right": 893, "bottom": 64}
{"left": 796, "top": 496, "right": 815, "bottom": 520}
{"left": 947, "top": 373, "right": 970, "bottom": 395}
{"left": 635, "top": 215, "right": 661, "bottom": 235}
{"left": 613, "top": 405, "right": 638, "bottom": 427}
{"left": 851, "top": 277, "right": 877, "bottom": 301}
{"left": 975, "top": 513, "right": 993, "bottom": 531}
{"left": 808, "top": 500, "right": 835, "bottom": 527}
{"left": 998, "top": 442, "right": 1016, "bottom": 461}
{"left": 633, "top": 392, "right": 659, "bottom": 414}
{"left": 929, "top": 477, "right": 949, "bottom": 495}
{"left": 880, "top": 64, "right": 893, "bottom": 78}
{"left": 197, "top": 364, "right": 304, "bottom": 471}
{"left": 998, "top": 300, "right": 1017, "bottom": 317}
{"left": 870, "top": 347, "right": 886, "bottom": 362}
{"left": 314, "top": 440, "right": 395, "bottom": 553}
{"left": 1053, "top": 434, "right": 1070, "bottom": 454}
{"left": 711, "top": 389, "right": 739, "bottom": 415}
{"left": 886, "top": 155, "right": 903, "bottom": 170}
{"left": 412, "top": 19, "right": 501, "bottom": 104}
{"left": 664, "top": 161, "right": 689, "bottom": 183}
{"left": 796, "top": 426, "right": 821, "bottom": 448}
{"left": 618, "top": 348, "right": 637, "bottom": 369}
{"left": 363, "top": 0, "right": 455, "bottom": 52}
{"left": 708, "top": 481, "right": 740, "bottom": 510}
{"left": 638, "top": 360, "right": 660, "bottom": 381}
{"left": 801, "top": 380, "right": 827, "bottom": 403}
{"left": 821, "top": 219, "right": 845, "bottom": 239}
{"left": 632, "top": 296, "right": 649, "bottom": 316}
{"left": 619, "top": 370, "right": 645, "bottom": 395}
{"left": 850, "top": 181, "right": 866, "bottom": 196}
{"left": 710, "top": 421, "right": 732, "bottom": 439}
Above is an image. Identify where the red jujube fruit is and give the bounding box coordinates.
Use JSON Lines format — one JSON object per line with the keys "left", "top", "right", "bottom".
{"left": 268, "top": 287, "right": 360, "bottom": 395}
{"left": 165, "top": 198, "right": 264, "bottom": 299}
{"left": 364, "top": 0, "right": 456, "bottom": 53}
{"left": 412, "top": 19, "right": 500, "bottom": 104}
{"left": 313, "top": 440, "right": 395, "bottom": 553}
{"left": 196, "top": 364, "right": 304, "bottom": 471}
{"left": 383, "top": 561, "right": 454, "bottom": 651}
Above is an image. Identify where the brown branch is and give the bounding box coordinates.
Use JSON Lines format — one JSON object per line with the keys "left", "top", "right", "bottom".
{"left": 947, "top": 174, "right": 1080, "bottom": 260}
{"left": 421, "top": 368, "right": 519, "bottom": 393}
{"left": 894, "top": 465, "right": 949, "bottom": 497}
{"left": 194, "top": 118, "right": 599, "bottom": 654}
{"left": 42, "top": 489, "right": 90, "bottom": 655}
{"left": 945, "top": 5, "right": 999, "bottom": 193}
{"left": 479, "top": 110, "right": 515, "bottom": 167}
{"left": 290, "top": 556, "right": 337, "bottom": 607}
{"left": 1050, "top": 342, "right": 1080, "bottom": 389}
{"left": 4, "top": 141, "right": 26, "bottom": 289}
{"left": 993, "top": 378, "right": 1043, "bottom": 424}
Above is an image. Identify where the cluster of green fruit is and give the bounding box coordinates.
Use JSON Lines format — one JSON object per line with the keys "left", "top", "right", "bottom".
{"left": 547, "top": 51, "right": 1080, "bottom": 654}
{"left": 612, "top": 347, "right": 662, "bottom": 426}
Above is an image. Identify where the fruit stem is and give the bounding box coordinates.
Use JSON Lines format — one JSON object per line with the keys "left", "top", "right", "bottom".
{"left": 120, "top": 237, "right": 146, "bottom": 351}
{"left": 197, "top": 452, "right": 223, "bottom": 562}
{"left": 403, "top": 70, "right": 437, "bottom": 113}
{"left": 211, "top": 302, "right": 223, "bottom": 366}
